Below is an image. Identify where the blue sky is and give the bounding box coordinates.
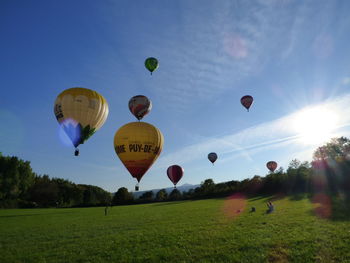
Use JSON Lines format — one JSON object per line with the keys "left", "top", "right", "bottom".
{"left": 1, "top": 0, "right": 350, "bottom": 192}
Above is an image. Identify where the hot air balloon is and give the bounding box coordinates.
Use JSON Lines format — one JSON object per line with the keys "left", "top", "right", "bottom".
{"left": 240, "top": 95, "right": 253, "bottom": 111}
{"left": 128, "top": 95, "right": 152, "bottom": 121}
{"left": 266, "top": 161, "right": 278, "bottom": 172}
{"left": 145, "top": 57, "right": 159, "bottom": 75}
{"left": 54, "top": 87, "right": 109, "bottom": 156}
{"left": 167, "top": 165, "right": 184, "bottom": 188}
{"left": 208, "top": 152, "right": 218, "bottom": 165}
{"left": 114, "top": 122, "right": 164, "bottom": 191}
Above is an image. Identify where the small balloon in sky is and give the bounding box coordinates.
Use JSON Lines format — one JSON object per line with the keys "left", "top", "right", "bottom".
{"left": 208, "top": 152, "right": 218, "bottom": 165}
{"left": 240, "top": 95, "right": 253, "bottom": 111}
{"left": 266, "top": 161, "right": 278, "bottom": 172}
{"left": 167, "top": 165, "right": 184, "bottom": 188}
{"left": 128, "top": 95, "right": 152, "bottom": 121}
{"left": 145, "top": 57, "right": 159, "bottom": 75}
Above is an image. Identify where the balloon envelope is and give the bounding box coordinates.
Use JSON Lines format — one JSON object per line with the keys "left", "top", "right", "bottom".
{"left": 54, "top": 87, "right": 109, "bottom": 148}
{"left": 114, "top": 122, "right": 164, "bottom": 182}
{"left": 167, "top": 165, "right": 184, "bottom": 186}
{"left": 208, "top": 152, "right": 218, "bottom": 164}
{"left": 240, "top": 95, "right": 253, "bottom": 111}
{"left": 145, "top": 57, "right": 159, "bottom": 74}
{"left": 128, "top": 95, "right": 152, "bottom": 120}
{"left": 266, "top": 161, "right": 278, "bottom": 172}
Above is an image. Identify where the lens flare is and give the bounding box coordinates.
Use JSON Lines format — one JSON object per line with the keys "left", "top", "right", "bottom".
{"left": 223, "top": 34, "right": 248, "bottom": 59}
{"left": 312, "top": 193, "right": 332, "bottom": 219}
{"left": 222, "top": 193, "right": 247, "bottom": 219}
{"left": 57, "top": 118, "right": 81, "bottom": 147}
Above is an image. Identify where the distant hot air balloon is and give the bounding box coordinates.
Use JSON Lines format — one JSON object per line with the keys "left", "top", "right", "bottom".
{"left": 266, "top": 161, "right": 278, "bottom": 172}
{"left": 208, "top": 152, "right": 218, "bottom": 165}
{"left": 145, "top": 57, "right": 159, "bottom": 75}
{"left": 114, "top": 122, "right": 164, "bottom": 191}
{"left": 128, "top": 95, "right": 152, "bottom": 121}
{"left": 240, "top": 95, "right": 254, "bottom": 111}
{"left": 54, "top": 87, "right": 109, "bottom": 156}
{"left": 167, "top": 165, "right": 184, "bottom": 188}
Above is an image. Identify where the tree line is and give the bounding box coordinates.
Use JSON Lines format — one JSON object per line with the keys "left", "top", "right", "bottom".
{"left": 1, "top": 137, "right": 350, "bottom": 208}
{"left": 0, "top": 154, "right": 111, "bottom": 208}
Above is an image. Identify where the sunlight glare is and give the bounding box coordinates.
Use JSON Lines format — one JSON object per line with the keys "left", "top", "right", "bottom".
{"left": 58, "top": 118, "right": 79, "bottom": 147}
{"left": 292, "top": 106, "right": 339, "bottom": 145}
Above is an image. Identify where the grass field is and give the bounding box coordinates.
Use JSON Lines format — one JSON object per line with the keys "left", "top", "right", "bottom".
{"left": 1, "top": 195, "right": 349, "bottom": 263}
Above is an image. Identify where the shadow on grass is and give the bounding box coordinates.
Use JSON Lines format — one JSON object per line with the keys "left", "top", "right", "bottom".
{"left": 330, "top": 198, "right": 350, "bottom": 221}
{"left": 248, "top": 195, "right": 270, "bottom": 202}
{"left": 247, "top": 193, "right": 289, "bottom": 204}
{"left": 0, "top": 212, "right": 74, "bottom": 218}
{"left": 269, "top": 193, "right": 287, "bottom": 202}
{"left": 152, "top": 198, "right": 226, "bottom": 206}
{"left": 289, "top": 193, "right": 309, "bottom": 201}
{"left": 309, "top": 193, "right": 350, "bottom": 221}
{"left": 152, "top": 201, "right": 188, "bottom": 206}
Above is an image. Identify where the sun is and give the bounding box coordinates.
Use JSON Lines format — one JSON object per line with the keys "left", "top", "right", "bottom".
{"left": 292, "top": 106, "right": 339, "bottom": 145}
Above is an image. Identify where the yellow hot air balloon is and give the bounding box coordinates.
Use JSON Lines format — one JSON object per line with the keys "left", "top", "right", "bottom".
{"left": 54, "top": 87, "right": 109, "bottom": 155}
{"left": 114, "top": 122, "right": 164, "bottom": 190}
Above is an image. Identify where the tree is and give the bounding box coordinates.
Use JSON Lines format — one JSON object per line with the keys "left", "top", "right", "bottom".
{"left": 312, "top": 137, "right": 350, "bottom": 197}
{"left": 200, "top": 179, "right": 215, "bottom": 195}
{"left": 28, "top": 175, "right": 59, "bottom": 207}
{"left": 155, "top": 189, "right": 168, "bottom": 201}
{"left": 0, "top": 155, "right": 35, "bottom": 203}
{"left": 313, "top": 137, "right": 350, "bottom": 161}
{"left": 169, "top": 188, "right": 182, "bottom": 201}
{"left": 139, "top": 191, "right": 154, "bottom": 201}
{"left": 112, "top": 187, "right": 133, "bottom": 205}
{"left": 0, "top": 154, "right": 111, "bottom": 208}
{"left": 286, "top": 159, "right": 311, "bottom": 194}
{"left": 245, "top": 175, "right": 263, "bottom": 194}
{"left": 288, "top": 159, "right": 301, "bottom": 169}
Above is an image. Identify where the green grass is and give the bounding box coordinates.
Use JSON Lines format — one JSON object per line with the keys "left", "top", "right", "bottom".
{"left": 0, "top": 196, "right": 349, "bottom": 263}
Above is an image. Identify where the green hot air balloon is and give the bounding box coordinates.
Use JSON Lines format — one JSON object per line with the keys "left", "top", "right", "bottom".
{"left": 145, "top": 57, "right": 159, "bottom": 75}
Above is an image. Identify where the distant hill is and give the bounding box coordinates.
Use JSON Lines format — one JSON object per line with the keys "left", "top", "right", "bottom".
{"left": 132, "top": 183, "right": 200, "bottom": 198}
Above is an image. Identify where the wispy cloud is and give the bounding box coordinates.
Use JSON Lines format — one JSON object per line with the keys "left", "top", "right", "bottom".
{"left": 342, "top": 77, "right": 350, "bottom": 85}
{"left": 92, "top": 0, "right": 347, "bottom": 116}
{"left": 138, "top": 1, "right": 313, "bottom": 112}
{"left": 155, "top": 93, "right": 350, "bottom": 169}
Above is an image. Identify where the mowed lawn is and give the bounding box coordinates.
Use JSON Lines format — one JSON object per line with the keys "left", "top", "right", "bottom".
{"left": 1, "top": 196, "right": 349, "bottom": 263}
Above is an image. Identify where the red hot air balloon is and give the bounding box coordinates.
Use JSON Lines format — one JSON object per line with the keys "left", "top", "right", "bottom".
{"left": 240, "top": 95, "right": 253, "bottom": 111}
{"left": 167, "top": 165, "right": 184, "bottom": 188}
{"left": 128, "top": 95, "right": 152, "bottom": 121}
{"left": 266, "top": 161, "right": 278, "bottom": 172}
{"left": 208, "top": 152, "right": 218, "bottom": 165}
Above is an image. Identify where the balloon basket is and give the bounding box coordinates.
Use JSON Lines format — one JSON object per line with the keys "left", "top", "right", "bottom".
{"left": 74, "top": 149, "right": 79, "bottom": 156}
{"left": 135, "top": 184, "right": 139, "bottom": 191}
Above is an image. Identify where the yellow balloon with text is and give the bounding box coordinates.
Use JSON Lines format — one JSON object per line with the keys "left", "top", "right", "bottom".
{"left": 114, "top": 122, "right": 164, "bottom": 183}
